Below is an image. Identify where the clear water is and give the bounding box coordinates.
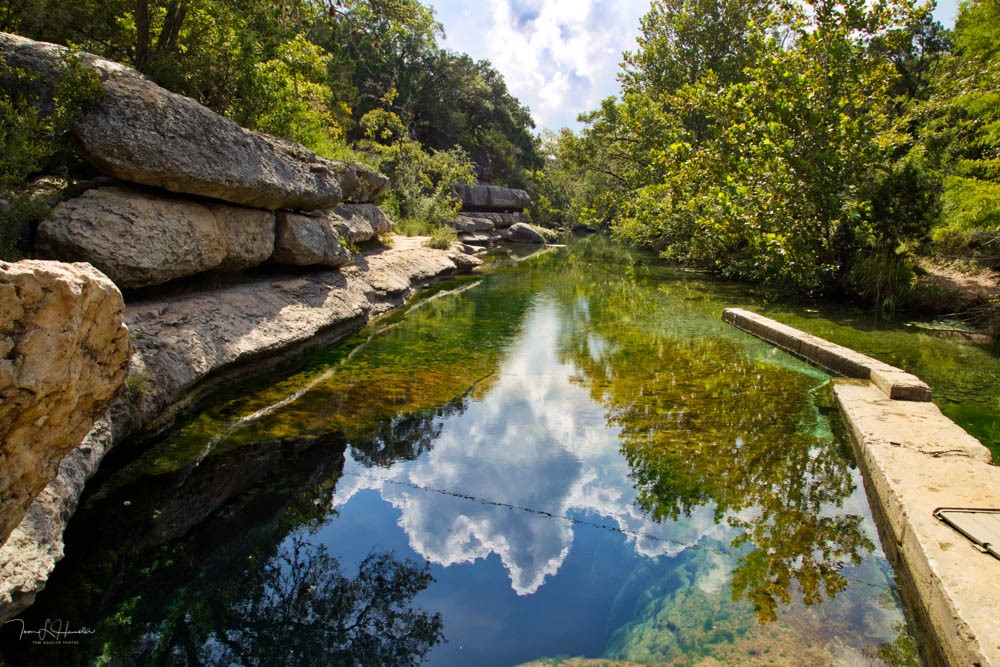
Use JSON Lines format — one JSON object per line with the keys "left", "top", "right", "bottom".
{"left": 13, "top": 237, "right": 996, "bottom": 666}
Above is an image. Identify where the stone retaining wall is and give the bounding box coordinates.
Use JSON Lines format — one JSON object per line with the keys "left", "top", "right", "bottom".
{"left": 723, "top": 307, "right": 1000, "bottom": 666}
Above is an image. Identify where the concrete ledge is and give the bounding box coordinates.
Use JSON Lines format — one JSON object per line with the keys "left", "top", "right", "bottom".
{"left": 722, "top": 307, "right": 932, "bottom": 401}
{"left": 835, "top": 380, "right": 1000, "bottom": 666}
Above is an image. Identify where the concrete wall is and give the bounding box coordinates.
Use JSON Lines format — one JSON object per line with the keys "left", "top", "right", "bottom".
{"left": 723, "top": 307, "right": 1000, "bottom": 666}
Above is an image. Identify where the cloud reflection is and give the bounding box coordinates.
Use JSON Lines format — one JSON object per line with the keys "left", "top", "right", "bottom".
{"left": 333, "top": 297, "right": 734, "bottom": 595}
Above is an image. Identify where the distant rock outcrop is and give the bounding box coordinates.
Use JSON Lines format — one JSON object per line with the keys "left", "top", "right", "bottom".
{"left": 37, "top": 186, "right": 276, "bottom": 288}
{"left": 450, "top": 184, "right": 546, "bottom": 246}
{"left": 453, "top": 184, "right": 531, "bottom": 212}
{"left": 507, "top": 222, "right": 546, "bottom": 244}
{"left": 0, "top": 260, "right": 129, "bottom": 546}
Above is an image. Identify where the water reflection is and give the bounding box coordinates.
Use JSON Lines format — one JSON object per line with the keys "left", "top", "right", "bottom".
{"left": 3, "top": 239, "right": 918, "bottom": 666}
{"left": 112, "top": 536, "right": 443, "bottom": 667}
{"left": 552, "top": 256, "right": 874, "bottom": 623}
{"left": 335, "top": 298, "right": 735, "bottom": 595}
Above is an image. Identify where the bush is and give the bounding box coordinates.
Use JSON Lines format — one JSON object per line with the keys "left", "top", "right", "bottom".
{"left": 423, "top": 225, "right": 457, "bottom": 250}
{"left": 358, "top": 103, "right": 474, "bottom": 234}
{"left": 846, "top": 250, "right": 916, "bottom": 314}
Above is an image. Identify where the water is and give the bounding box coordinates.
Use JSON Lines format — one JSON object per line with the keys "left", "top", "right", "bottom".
{"left": 10, "top": 237, "right": 998, "bottom": 666}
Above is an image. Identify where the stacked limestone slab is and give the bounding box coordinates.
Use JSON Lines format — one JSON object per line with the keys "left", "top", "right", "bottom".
{"left": 723, "top": 307, "right": 1000, "bottom": 665}
{"left": 450, "top": 184, "right": 550, "bottom": 246}
{"left": 0, "top": 33, "right": 480, "bottom": 622}
{"left": 1, "top": 31, "right": 393, "bottom": 290}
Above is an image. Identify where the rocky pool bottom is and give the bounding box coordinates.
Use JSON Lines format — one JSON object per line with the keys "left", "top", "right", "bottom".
{"left": 5, "top": 238, "right": 998, "bottom": 665}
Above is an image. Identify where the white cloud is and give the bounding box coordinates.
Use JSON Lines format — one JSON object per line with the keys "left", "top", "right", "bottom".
{"left": 425, "top": 0, "right": 960, "bottom": 134}
{"left": 332, "top": 297, "right": 735, "bottom": 596}
{"left": 426, "top": 0, "right": 650, "bottom": 132}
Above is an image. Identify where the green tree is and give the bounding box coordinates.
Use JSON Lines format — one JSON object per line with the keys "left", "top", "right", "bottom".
{"left": 915, "top": 0, "right": 1000, "bottom": 265}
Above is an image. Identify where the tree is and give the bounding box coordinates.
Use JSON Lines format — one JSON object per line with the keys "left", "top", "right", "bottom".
{"left": 915, "top": 0, "right": 1000, "bottom": 265}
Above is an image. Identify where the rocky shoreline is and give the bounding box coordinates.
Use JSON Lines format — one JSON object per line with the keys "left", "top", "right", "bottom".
{"left": 0, "top": 237, "right": 476, "bottom": 621}
{"left": 0, "top": 33, "right": 494, "bottom": 621}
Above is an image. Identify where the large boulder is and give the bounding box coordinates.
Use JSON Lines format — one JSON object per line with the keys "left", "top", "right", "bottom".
{"left": 74, "top": 76, "right": 345, "bottom": 210}
{"left": 0, "top": 260, "right": 129, "bottom": 546}
{"left": 333, "top": 164, "right": 390, "bottom": 204}
{"left": 0, "top": 32, "right": 137, "bottom": 115}
{"left": 1, "top": 32, "right": 391, "bottom": 210}
{"left": 457, "top": 211, "right": 528, "bottom": 228}
{"left": 271, "top": 211, "right": 354, "bottom": 267}
{"left": 454, "top": 184, "right": 532, "bottom": 212}
{"left": 36, "top": 186, "right": 275, "bottom": 289}
{"left": 331, "top": 204, "right": 394, "bottom": 243}
{"left": 507, "top": 222, "right": 546, "bottom": 244}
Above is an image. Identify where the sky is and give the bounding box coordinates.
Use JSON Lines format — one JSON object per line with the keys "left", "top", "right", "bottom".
{"left": 425, "top": 0, "right": 962, "bottom": 134}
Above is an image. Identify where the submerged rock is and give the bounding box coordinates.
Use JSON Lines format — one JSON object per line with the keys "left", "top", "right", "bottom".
{"left": 0, "top": 260, "right": 129, "bottom": 547}
{"left": 37, "top": 186, "right": 275, "bottom": 289}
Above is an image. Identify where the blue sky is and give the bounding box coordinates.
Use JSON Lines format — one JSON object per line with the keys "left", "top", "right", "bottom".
{"left": 425, "top": 0, "right": 962, "bottom": 133}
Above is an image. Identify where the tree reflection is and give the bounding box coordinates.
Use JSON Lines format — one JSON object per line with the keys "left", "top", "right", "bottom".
{"left": 556, "top": 272, "right": 873, "bottom": 624}
{"left": 102, "top": 536, "right": 443, "bottom": 666}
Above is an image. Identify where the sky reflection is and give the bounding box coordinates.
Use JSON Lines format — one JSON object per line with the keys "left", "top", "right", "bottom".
{"left": 333, "top": 296, "right": 736, "bottom": 595}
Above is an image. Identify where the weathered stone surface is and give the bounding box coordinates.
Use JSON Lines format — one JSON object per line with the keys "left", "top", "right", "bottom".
{"left": 454, "top": 216, "right": 495, "bottom": 233}
{"left": 36, "top": 186, "right": 275, "bottom": 288}
{"left": 272, "top": 211, "right": 354, "bottom": 267}
{"left": 458, "top": 231, "right": 496, "bottom": 247}
{"left": 0, "top": 242, "right": 476, "bottom": 622}
{"left": 0, "top": 260, "right": 129, "bottom": 547}
{"left": 454, "top": 184, "right": 531, "bottom": 212}
{"left": 75, "top": 76, "right": 346, "bottom": 210}
{"left": 834, "top": 380, "right": 1000, "bottom": 666}
{"left": 0, "top": 33, "right": 349, "bottom": 211}
{"left": 333, "top": 163, "right": 390, "bottom": 203}
{"left": 0, "top": 32, "right": 138, "bottom": 115}
{"left": 331, "top": 203, "right": 394, "bottom": 243}
{"left": 508, "top": 222, "right": 546, "bottom": 244}
{"left": 458, "top": 211, "right": 528, "bottom": 228}
{"left": 722, "top": 307, "right": 931, "bottom": 401}
{"left": 447, "top": 248, "right": 484, "bottom": 272}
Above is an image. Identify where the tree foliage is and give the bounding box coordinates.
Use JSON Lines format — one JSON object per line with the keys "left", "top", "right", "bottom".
{"left": 0, "top": 0, "right": 539, "bottom": 225}
{"left": 548, "top": 0, "right": 997, "bottom": 311}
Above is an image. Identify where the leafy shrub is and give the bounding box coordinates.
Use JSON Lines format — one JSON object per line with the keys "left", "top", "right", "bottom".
{"left": 423, "top": 225, "right": 457, "bottom": 250}
{"left": 358, "top": 102, "right": 474, "bottom": 234}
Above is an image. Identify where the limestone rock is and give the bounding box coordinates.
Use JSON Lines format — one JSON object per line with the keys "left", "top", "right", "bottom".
{"left": 447, "top": 249, "right": 484, "bottom": 272}
{"left": 454, "top": 184, "right": 531, "bottom": 212}
{"left": 454, "top": 216, "right": 495, "bottom": 233}
{"left": 36, "top": 186, "right": 275, "bottom": 289}
{"left": 508, "top": 222, "right": 546, "bottom": 244}
{"left": 333, "top": 163, "right": 390, "bottom": 203}
{"left": 457, "top": 211, "right": 528, "bottom": 228}
{"left": 74, "top": 76, "right": 345, "bottom": 210}
{"left": 0, "top": 260, "right": 129, "bottom": 546}
{"left": 0, "top": 32, "right": 138, "bottom": 116}
{"left": 272, "top": 211, "right": 354, "bottom": 267}
{"left": 331, "top": 204, "right": 394, "bottom": 243}
{"left": 458, "top": 231, "right": 496, "bottom": 247}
